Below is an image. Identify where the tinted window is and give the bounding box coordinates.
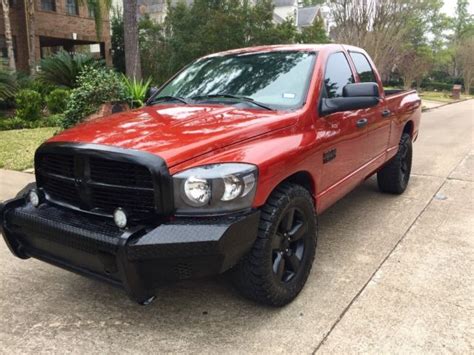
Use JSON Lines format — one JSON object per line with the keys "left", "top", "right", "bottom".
{"left": 350, "top": 52, "right": 377, "bottom": 83}
{"left": 324, "top": 52, "right": 354, "bottom": 98}
{"left": 158, "top": 51, "right": 317, "bottom": 110}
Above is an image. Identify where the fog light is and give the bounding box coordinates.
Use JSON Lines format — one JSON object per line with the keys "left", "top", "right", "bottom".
{"left": 113, "top": 208, "right": 128, "bottom": 229}
{"left": 28, "top": 190, "right": 41, "bottom": 207}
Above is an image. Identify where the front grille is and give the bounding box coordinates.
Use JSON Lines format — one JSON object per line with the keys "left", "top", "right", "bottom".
{"left": 41, "top": 154, "right": 74, "bottom": 177}
{"left": 36, "top": 152, "right": 158, "bottom": 220}
{"left": 89, "top": 158, "right": 153, "bottom": 189}
{"left": 44, "top": 175, "right": 79, "bottom": 205}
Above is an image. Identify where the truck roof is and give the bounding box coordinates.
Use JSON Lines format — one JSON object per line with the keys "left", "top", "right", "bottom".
{"left": 203, "top": 44, "right": 361, "bottom": 58}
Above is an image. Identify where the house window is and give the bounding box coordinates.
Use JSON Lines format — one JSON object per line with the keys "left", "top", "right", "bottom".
{"left": 66, "top": 0, "right": 79, "bottom": 15}
{"left": 0, "top": 35, "right": 17, "bottom": 69}
{"left": 41, "top": 0, "right": 56, "bottom": 11}
{"left": 88, "top": 5, "right": 95, "bottom": 18}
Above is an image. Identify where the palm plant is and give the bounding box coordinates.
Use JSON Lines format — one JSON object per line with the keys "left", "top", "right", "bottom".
{"left": 121, "top": 74, "right": 152, "bottom": 108}
{"left": 0, "top": 70, "right": 18, "bottom": 100}
{"left": 37, "top": 51, "right": 101, "bottom": 88}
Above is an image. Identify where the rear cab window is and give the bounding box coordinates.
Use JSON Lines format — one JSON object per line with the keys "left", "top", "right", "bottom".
{"left": 349, "top": 52, "right": 377, "bottom": 83}
{"left": 323, "top": 52, "right": 354, "bottom": 98}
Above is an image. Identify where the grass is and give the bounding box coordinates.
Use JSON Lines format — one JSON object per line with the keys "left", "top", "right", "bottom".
{"left": 0, "top": 127, "right": 59, "bottom": 171}
{"left": 419, "top": 91, "right": 473, "bottom": 103}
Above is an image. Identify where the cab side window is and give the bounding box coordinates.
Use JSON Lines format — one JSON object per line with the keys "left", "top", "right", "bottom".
{"left": 324, "top": 52, "right": 354, "bottom": 98}
{"left": 350, "top": 52, "right": 377, "bottom": 83}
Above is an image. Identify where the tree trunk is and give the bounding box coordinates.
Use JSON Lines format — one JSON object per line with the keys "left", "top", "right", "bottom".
{"left": 402, "top": 76, "right": 414, "bottom": 90}
{"left": 123, "top": 0, "right": 141, "bottom": 79}
{"left": 465, "top": 74, "right": 472, "bottom": 95}
{"left": 1, "top": 0, "right": 16, "bottom": 71}
{"left": 26, "top": 0, "right": 36, "bottom": 74}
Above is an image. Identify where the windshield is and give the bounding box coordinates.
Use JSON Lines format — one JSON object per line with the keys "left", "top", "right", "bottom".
{"left": 155, "top": 51, "right": 317, "bottom": 110}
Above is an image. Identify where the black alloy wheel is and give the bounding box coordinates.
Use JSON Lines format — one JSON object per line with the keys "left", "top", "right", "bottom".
{"left": 377, "top": 133, "right": 413, "bottom": 194}
{"left": 232, "top": 183, "right": 317, "bottom": 307}
{"left": 272, "top": 207, "right": 307, "bottom": 283}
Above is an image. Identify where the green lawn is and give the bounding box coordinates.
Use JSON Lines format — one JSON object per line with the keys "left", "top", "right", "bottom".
{"left": 420, "top": 91, "right": 473, "bottom": 103}
{"left": 0, "top": 127, "right": 59, "bottom": 171}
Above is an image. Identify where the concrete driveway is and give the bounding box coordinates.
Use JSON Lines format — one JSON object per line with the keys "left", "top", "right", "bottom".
{"left": 0, "top": 100, "right": 472, "bottom": 354}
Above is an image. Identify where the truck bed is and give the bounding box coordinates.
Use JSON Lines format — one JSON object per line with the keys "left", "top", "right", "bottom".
{"left": 385, "top": 89, "right": 422, "bottom": 148}
{"left": 385, "top": 88, "right": 408, "bottom": 96}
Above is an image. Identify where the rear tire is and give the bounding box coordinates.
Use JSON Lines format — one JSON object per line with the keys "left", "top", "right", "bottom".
{"left": 232, "top": 183, "right": 317, "bottom": 307}
{"left": 377, "top": 133, "right": 413, "bottom": 194}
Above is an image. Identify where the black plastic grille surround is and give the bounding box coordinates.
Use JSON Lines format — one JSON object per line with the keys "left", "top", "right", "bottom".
{"left": 35, "top": 143, "right": 173, "bottom": 220}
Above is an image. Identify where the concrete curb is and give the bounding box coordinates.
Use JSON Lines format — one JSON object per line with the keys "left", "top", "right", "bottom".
{"left": 422, "top": 98, "right": 472, "bottom": 112}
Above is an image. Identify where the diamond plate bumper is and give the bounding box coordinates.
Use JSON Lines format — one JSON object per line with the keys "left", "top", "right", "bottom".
{"left": 0, "top": 197, "right": 260, "bottom": 303}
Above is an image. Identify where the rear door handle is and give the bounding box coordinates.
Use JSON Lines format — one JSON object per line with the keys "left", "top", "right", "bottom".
{"left": 356, "top": 118, "right": 368, "bottom": 128}
{"left": 382, "top": 109, "right": 391, "bottom": 118}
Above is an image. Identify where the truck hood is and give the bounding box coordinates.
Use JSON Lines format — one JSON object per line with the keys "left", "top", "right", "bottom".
{"left": 48, "top": 104, "right": 298, "bottom": 167}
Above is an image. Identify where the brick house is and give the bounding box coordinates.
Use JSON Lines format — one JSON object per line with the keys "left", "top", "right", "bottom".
{"left": 0, "top": 0, "right": 111, "bottom": 73}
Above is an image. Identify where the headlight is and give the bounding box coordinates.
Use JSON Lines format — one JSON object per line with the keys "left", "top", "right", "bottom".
{"left": 183, "top": 177, "right": 211, "bottom": 207}
{"left": 173, "top": 163, "right": 258, "bottom": 215}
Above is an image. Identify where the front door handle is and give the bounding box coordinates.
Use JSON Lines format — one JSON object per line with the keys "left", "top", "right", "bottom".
{"left": 382, "top": 109, "right": 391, "bottom": 118}
{"left": 356, "top": 118, "right": 368, "bottom": 128}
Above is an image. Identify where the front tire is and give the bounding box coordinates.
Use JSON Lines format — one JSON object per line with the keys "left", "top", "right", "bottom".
{"left": 377, "top": 133, "right": 413, "bottom": 194}
{"left": 232, "top": 183, "right": 317, "bottom": 307}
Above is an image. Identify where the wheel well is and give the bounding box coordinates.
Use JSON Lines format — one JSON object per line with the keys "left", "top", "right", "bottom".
{"left": 282, "top": 171, "right": 314, "bottom": 195}
{"left": 404, "top": 121, "right": 414, "bottom": 137}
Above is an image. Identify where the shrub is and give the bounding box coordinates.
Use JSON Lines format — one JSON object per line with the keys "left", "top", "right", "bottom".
{"left": 122, "top": 74, "right": 152, "bottom": 108}
{"left": 15, "top": 89, "right": 43, "bottom": 122}
{"left": 0, "top": 117, "right": 26, "bottom": 130}
{"left": 420, "top": 81, "right": 454, "bottom": 92}
{"left": 37, "top": 50, "right": 102, "bottom": 89}
{"left": 0, "top": 69, "right": 18, "bottom": 101}
{"left": 62, "top": 66, "right": 126, "bottom": 128}
{"left": 27, "top": 78, "right": 56, "bottom": 98}
{"left": 0, "top": 114, "right": 64, "bottom": 131}
{"left": 41, "top": 113, "right": 65, "bottom": 127}
{"left": 46, "top": 89, "right": 70, "bottom": 114}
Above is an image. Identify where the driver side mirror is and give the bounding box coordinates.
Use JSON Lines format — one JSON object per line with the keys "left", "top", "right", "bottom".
{"left": 320, "top": 82, "right": 380, "bottom": 116}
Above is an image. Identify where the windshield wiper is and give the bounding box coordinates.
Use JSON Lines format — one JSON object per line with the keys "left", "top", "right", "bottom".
{"left": 192, "top": 94, "right": 274, "bottom": 111}
{"left": 148, "top": 96, "right": 190, "bottom": 105}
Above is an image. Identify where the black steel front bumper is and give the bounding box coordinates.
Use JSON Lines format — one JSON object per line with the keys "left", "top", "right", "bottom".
{"left": 0, "top": 197, "right": 260, "bottom": 303}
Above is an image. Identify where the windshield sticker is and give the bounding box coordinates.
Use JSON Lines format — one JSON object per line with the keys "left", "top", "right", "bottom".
{"left": 283, "top": 93, "right": 296, "bottom": 99}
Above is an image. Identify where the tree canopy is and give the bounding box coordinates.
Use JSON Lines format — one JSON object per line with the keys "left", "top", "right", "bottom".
{"left": 110, "top": 0, "right": 473, "bottom": 94}
{"left": 112, "top": 0, "right": 329, "bottom": 85}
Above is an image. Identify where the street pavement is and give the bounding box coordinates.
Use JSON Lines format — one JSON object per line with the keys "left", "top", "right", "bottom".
{"left": 0, "top": 100, "right": 472, "bottom": 354}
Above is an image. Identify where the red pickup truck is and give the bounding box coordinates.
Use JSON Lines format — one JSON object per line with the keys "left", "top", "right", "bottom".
{"left": 0, "top": 44, "right": 421, "bottom": 306}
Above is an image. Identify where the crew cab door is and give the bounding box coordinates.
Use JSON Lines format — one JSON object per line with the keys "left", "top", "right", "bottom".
{"left": 348, "top": 51, "right": 390, "bottom": 161}
{"left": 317, "top": 52, "right": 369, "bottom": 197}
